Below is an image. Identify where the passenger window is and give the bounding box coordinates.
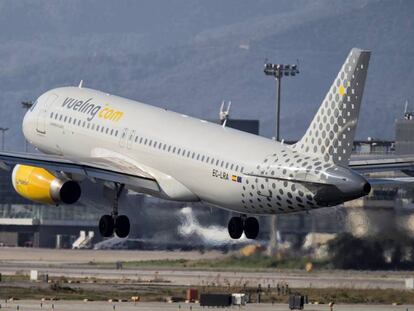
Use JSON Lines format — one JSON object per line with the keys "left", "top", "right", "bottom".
{"left": 225, "top": 162, "right": 229, "bottom": 169}
{"left": 163, "top": 144, "right": 166, "bottom": 150}
{"left": 91, "top": 124, "right": 95, "bottom": 130}
{"left": 197, "top": 154, "right": 200, "bottom": 160}
{"left": 139, "top": 137, "right": 143, "bottom": 144}
{"left": 216, "top": 159, "right": 219, "bottom": 166}
{"left": 211, "top": 158, "right": 214, "bottom": 164}
{"left": 106, "top": 128, "right": 109, "bottom": 134}
{"left": 187, "top": 151, "right": 190, "bottom": 157}
{"left": 235, "top": 165, "right": 239, "bottom": 171}
{"left": 110, "top": 129, "right": 114, "bottom": 135}
{"left": 135, "top": 136, "right": 138, "bottom": 143}
{"left": 115, "top": 130, "right": 118, "bottom": 136}
{"left": 172, "top": 147, "right": 176, "bottom": 153}
{"left": 177, "top": 148, "right": 181, "bottom": 154}
{"left": 87, "top": 123, "right": 90, "bottom": 129}
{"left": 78, "top": 120, "right": 81, "bottom": 126}
{"left": 168, "top": 146, "right": 171, "bottom": 152}
{"left": 97, "top": 125, "right": 100, "bottom": 131}
{"left": 201, "top": 155, "right": 205, "bottom": 162}
{"left": 55, "top": 114, "right": 58, "bottom": 120}
{"left": 144, "top": 138, "right": 148, "bottom": 145}
{"left": 230, "top": 164, "right": 234, "bottom": 170}
{"left": 59, "top": 115, "right": 63, "bottom": 121}
{"left": 64, "top": 116, "right": 68, "bottom": 122}
{"left": 192, "top": 152, "right": 196, "bottom": 158}
{"left": 83, "top": 121, "right": 86, "bottom": 128}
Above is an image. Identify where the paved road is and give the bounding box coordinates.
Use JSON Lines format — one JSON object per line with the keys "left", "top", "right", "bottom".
{"left": 0, "top": 265, "right": 409, "bottom": 289}
{"left": 0, "top": 248, "right": 412, "bottom": 289}
{"left": 0, "top": 247, "right": 224, "bottom": 264}
{"left": 3, "top": 300, "right": 414, "bottom": 311}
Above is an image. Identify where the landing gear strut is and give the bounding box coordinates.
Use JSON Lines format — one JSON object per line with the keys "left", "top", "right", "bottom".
{"left": 228, "top": 215, "right": 259, "bottom": 240}
{"left": 98, "top": 183, "right": 130, "bottom": 238}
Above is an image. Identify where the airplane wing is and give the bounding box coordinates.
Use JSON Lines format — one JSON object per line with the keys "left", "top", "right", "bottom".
{"left": 0, "top": 151, "right": 160, "bottom": 192}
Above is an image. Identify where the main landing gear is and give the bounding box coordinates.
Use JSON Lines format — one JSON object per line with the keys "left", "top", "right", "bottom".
{"left": 99, "top": 183, "right": 130, "bottom": 238}
{"left": 228, "top": 215, "right": 259, "bottom": 239}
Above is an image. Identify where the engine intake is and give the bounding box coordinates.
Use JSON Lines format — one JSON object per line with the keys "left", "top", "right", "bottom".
{"left": 12, "top": 164, "right": 81, "bottom": 205}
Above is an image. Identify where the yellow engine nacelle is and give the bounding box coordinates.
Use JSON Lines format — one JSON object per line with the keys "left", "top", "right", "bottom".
{"left": 12, "top": 164, "right": 81, "bottom": 205}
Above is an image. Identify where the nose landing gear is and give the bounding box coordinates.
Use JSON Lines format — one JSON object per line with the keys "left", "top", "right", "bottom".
{"left": 98, "top": 183, "right": 130, "bottom": 238}
{"left": 228, "top": 215, "right": 259, "bottom": 240}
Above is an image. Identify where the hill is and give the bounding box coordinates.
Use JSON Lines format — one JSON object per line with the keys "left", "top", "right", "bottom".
{"left": 0, "top": 0, "right": 412, "bottom": 150}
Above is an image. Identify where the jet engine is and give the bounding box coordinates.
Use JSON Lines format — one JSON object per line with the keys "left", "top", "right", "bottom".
{"left": 12, "top": 164, "right": 81, "bottom": 205}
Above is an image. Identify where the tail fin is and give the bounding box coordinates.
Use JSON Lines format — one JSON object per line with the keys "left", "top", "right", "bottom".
{"left": 292, "top": 48, "right": 371, "bottom": 166}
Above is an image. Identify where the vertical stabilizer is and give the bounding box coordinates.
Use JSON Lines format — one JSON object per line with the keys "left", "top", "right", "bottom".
{"left": 291, "top": 48, "right": 371, "bottom": 166}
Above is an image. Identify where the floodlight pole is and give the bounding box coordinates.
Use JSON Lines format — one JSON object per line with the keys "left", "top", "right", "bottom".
{"left": 263, "top": 61, "right": 299, "bottom": 256}
{"left": 0, "top": 127, "right": 9, "bottom": 151}
{"left": 21, "top": 101, "right": 33, "bottom": 152}
{"left": 264, "top": 63, "right": 299, "bottom": 141}
{"left": 276, "top": 73, "right": 281, "bottom": 141}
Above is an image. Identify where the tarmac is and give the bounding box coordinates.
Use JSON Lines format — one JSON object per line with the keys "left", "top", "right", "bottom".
{"left": 0, "top": 247, "right": 224, "bottom": 264}
{"left": 0, "top": 265, "right": 409, "bottom": 289}
{"left": 0, "top": 248, "right": 413, "bottom": 289}
{"left": 2, "top": 300, "right": 414, "bottom": 311}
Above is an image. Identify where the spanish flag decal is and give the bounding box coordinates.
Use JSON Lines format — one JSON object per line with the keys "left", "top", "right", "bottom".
{"left": 232, "top": 175, "right": 242, "bottom": 183}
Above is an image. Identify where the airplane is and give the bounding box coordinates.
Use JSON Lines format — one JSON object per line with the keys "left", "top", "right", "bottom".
{"left": 1, "top": 48, "right": 414, "bottom": 240}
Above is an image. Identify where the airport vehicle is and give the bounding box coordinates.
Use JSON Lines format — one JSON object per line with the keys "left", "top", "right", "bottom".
{"left": 1, "top": 48, "right": 413, "bottom": 240}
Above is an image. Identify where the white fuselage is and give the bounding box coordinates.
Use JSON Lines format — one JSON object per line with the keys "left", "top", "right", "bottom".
{"left": 22, "top": 87, "right": 367, "bottom": 215}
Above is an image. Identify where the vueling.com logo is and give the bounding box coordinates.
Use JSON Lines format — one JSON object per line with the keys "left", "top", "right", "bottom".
{"left": 62, "top": 97, "right": 124, "bottom": 122}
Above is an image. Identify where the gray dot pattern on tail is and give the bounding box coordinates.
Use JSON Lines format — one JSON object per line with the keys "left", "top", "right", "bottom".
{"left": 292, "top": 49, "right": 370, "bottom": 165}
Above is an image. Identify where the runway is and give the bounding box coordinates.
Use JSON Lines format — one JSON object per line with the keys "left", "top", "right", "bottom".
{"left": 0, "top": 263, "right": 410, "bottom": 289}
{"left": 0, "top": 248, "right": 412, "bottom": 289}
{"left": 0, "top": 247, "right": 224, "bottom": 264}
{"left": 3, "top": 300, "right": 414, "bottom": 311}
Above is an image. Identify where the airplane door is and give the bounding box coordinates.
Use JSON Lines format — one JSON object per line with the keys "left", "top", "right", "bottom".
{"left": 36, "top": 93, "right": 58, "bottom": 134}
{"left": 119, "top": 128, "right": 128, "bottom": 147}
{"left": 127, "top": 130, "right": 135, "bottom": 149}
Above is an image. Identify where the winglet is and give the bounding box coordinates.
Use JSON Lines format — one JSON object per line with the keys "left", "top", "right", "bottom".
{"left": 78, "top": 80, "right": 83, "bottom": 88}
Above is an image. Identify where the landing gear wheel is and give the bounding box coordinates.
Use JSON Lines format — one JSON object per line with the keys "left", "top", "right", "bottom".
{"left": 228, "top": 217, "right": 244, "bottom": 239}
{"left": 115, "top": 215, "right": 130, "bottom": 238}
{"left": 244, "top": 217, "right": 259, "bottom": 239}
{"left": 99, "top": 215, "right": 114, "bottom": 237}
